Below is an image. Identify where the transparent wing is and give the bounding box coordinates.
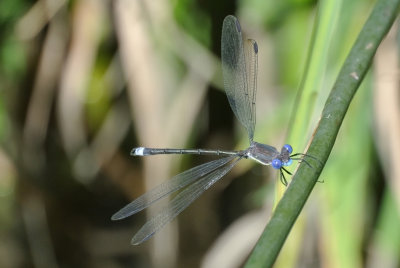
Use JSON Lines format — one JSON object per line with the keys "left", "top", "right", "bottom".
{"left": 245, "top": 39, "right": 258, "bottom": 135}
{"left": 131, "top": 156, "right": 242, "bottom": 245}
{"left": 111, "top": 156, "right": 236, "bottom": 220}
{"left": 221, "top": 15, "right": 256, "bottom": 142}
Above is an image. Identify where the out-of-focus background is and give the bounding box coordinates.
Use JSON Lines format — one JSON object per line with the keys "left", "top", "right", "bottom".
{"left": 1, "top": 0, "right": 400, "bottom": 267}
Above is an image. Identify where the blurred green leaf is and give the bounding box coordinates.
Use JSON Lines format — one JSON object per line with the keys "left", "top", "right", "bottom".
{"left": 173, "top": 0, "right": 211, "bottom": 46}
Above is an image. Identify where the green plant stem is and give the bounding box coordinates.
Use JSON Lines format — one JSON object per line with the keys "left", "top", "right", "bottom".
{"left": 245, "top": 0, "right": 400, "bottom": 267}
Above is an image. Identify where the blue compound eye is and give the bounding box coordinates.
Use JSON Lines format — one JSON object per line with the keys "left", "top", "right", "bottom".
{"left": 272, "top": 158, "right": 282, "bottom": 169}
{"left": 282, "top": 158, "right": 293, "bottom": 167}
{"left": 284, "top": 144, "right": 293, "bottom": 154}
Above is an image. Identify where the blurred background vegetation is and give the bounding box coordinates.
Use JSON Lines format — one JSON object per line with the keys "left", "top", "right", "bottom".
{"left": 0, "top": 0, "right": 399, "bottom": 267}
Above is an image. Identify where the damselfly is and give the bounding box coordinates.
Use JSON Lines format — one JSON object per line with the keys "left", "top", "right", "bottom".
{"left": 112, "top": 15, "right": 315, "bottom": 245}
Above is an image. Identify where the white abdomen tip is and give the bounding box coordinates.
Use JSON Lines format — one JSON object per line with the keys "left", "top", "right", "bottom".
{"left": 134, "top": 147, "right": 145, "bottom": 156}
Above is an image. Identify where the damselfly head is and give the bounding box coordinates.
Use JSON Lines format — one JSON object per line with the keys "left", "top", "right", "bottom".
{"left": 271, "top": 144, "right": 293, "bottom": 170}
